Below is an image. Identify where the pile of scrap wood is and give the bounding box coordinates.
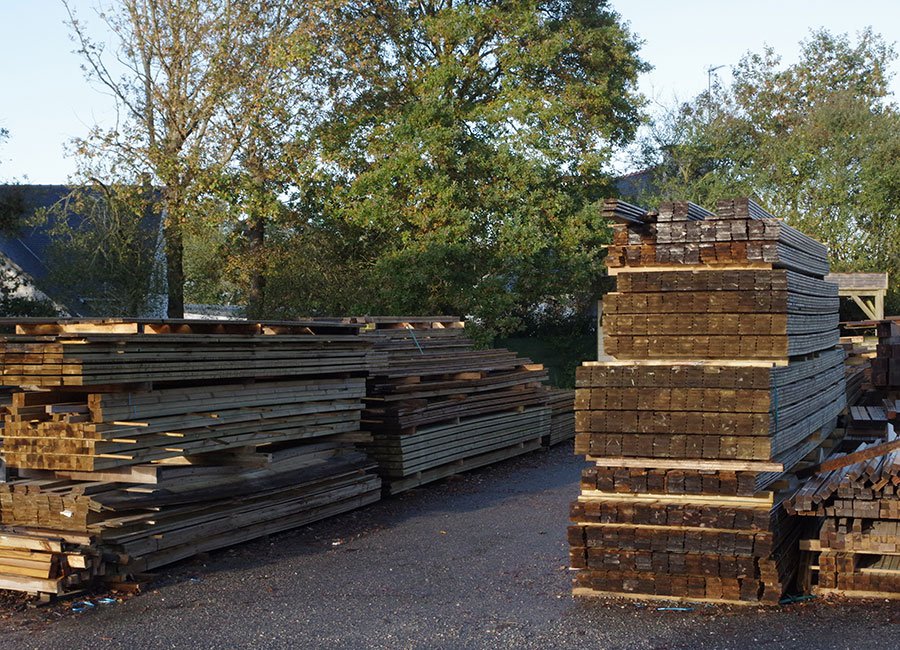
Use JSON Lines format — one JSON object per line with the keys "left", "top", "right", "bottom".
{"left": 0, "top": 318, "right": 381, "bottom": 596}
{"left": 788, "top": 434, "right": 900, "bottom": 597}
{"left": 349, "top": 317, "right": 557, "bottom": 494}
{"left": 569, "top": 198, "right": 846, "bottom": 605}
{"left": 837, "top": 320, "right": 900, "bottom": 444}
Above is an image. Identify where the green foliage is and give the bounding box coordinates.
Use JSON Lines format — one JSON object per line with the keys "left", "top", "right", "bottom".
{"left": 39, "top": 182, "right": 163, "bottom": 316}
{"left": 496, "top": 304, "right": 596, "bottom": 388}
{"left": 183, "top": 215, "right": 239, "bottom": 306}
{"left": 269, "top": 0, "right": 646, "bottom": 336}
{"left": 69, "top": 1, "right": 647, "bottom": 329}
{"left": 197, "top": 1, "right": 328, "bottom": 318}
{"left": 637, "top": 29, "right": 900, "bottom": 282}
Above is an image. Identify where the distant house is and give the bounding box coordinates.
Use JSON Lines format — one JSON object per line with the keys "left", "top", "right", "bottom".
{"left": 0, "top": 184, "right": 166, "bottom": 317}
{"left": 615, "top": 168, "right": 658, "bottom": 205}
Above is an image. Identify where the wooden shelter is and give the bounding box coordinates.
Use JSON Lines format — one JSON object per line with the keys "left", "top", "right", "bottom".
{"left": 825, "top": 272, "right": 888, "bottom": 321}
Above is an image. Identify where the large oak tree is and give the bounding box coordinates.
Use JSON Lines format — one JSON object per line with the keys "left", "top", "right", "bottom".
{"left": 270, "top": 0, "right": 648, "bottom": 334}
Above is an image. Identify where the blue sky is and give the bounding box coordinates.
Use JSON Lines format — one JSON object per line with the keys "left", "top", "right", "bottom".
{"left": 2, "top": 0, "right": 900, "bottom": 183}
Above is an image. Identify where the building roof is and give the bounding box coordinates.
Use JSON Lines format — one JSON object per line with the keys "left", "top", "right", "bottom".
{"left": 0, "top": 184, "right": 163, "bottom": 316}
{"left": 0, "top": 185, "right": 76, "bottom": 287}
{"left": 615, "top": 168, "right": 657, "bottom": 204}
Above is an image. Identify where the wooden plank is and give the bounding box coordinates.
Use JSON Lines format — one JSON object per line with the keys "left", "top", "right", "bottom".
{"left": 0, "top": 573, "right": 62, "bottom": 594}
{"left": 802, "top": 439, "right": 900, "bottom": 477}
{"left": 586, "top": 458, "right": 783, "bottom": 472}
{"left": 578, "top": 490, "right": 774, "bottom": 508}
{"left": 581, "top": 359, "right": 788, "bottom": 368}
{"left": 0, "top": 534, "right": 63, "bottom": 553}
{"left": 572, "top": 587, "right": 755, "bottom": 606}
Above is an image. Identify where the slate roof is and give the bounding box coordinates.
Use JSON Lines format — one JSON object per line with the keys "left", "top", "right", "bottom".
{"left": 0, "top": 185, "right": 76, "bottom": 286}
{"left": 615, "top": 168, "right": 657, "bottom": 204}
{"left": 0, "top": 184, "right": 163, "bottom": 316}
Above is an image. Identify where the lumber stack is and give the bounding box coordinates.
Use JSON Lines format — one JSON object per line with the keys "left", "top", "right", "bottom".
{"left": 788, "top": 437, "right": 900, "bottom": 598}
{"left": 350, "top": 317, "right": 552, "bottom": 494}
{"left": 570, "top": 198, "right": 845, "bottom": 605}
{"left": 2, "top": 378, "right": 366, "bottom": 471}
{"left": 0, "top": 318, "right": 381, "bottom": 595}
{"left": 0, "top": 319, "right": 372, "bottom": 386}
{"left": 545, "top": 388, "right": 576, "bottom": 447}
{"left": 606, "top": 198, "right": 831, "bottom": 278}
{"left": 871, "top": 321, "right": 900, "bottom": 389}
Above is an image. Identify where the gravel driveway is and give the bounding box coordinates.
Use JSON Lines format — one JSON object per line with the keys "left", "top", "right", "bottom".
{"left": 0, "top": 443, "right": 896, "bottom": 649}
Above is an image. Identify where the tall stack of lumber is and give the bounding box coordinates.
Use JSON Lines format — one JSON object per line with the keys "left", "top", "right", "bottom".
{"left": 788, "top": 435, "right": 900, "bottom": 598}
{"left": 570, "top": 198, "right": 845, "bottom": 605}
{"left": 870, "top": 321, "right": 900, "bottom": 389}
{"left": 349, "top": 317, "right": 553, "bottom": 494}
{"left": 0, "top": 318, "right": 380, "bottom": 595}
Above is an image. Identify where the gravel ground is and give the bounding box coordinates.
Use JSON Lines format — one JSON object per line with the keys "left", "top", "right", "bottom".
{"left": 1, "top": 442, "right": 899, "bottom": 649}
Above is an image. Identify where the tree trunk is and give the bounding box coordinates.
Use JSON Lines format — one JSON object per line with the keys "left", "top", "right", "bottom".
{"left": 164, "top": 211, "right": 185, "bottom": 319}
{"left": 246, "top": 214, "right": 266, "bottom": 318}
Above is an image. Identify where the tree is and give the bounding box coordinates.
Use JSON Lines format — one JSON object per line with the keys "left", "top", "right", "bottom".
{"left": 65, "top": 0, "right": 260, "bottom": 317}
{"left": 636, "top": 28, "right": 900, "bottom": 276}
{"left": 272, "top": 0, "right": 647, "bottom": 336}
{"left": 202, "top": 0, "right": 325, "bottom": 317}
{"left": 67, "top": 1, "right": 329, "bottom": 318}
{"left": 0, "top": 129, "right": 25, "bottom": 232}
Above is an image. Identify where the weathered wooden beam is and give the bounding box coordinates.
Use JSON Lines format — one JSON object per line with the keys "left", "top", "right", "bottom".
{"left": 799, "top": 438, "right": 900, "bottom": 478}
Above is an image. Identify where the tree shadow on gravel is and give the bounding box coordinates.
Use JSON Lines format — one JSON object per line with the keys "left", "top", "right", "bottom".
{"left": 121, "top": 442, "right": 587, "bottom": 594}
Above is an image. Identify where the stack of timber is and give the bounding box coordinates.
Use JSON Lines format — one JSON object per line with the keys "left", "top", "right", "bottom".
{"left": 606, "top": 198, "right": 831, "bottom": 278}
{"left": 841, "top": 337, "right": 871, "bottom": 410}
{"left": 570, "top": 198, "right": 846, "bottom": 605}
{"left": 350, "top": 317, "right": 552, "bottom": 494}
{"left": 545, "top": 388, "right": 576, "bottom": 447}
{"left": 788, "top": 434, "right": 900, "bottom": 598}
{"left": 845, "top": 404, "right": 890, "bottom": 443}
{"left": 0, "top": 318, "right": 381, "bottom": 595}
{"left": 870, "top": 321, "right": 900, "bottom": 390}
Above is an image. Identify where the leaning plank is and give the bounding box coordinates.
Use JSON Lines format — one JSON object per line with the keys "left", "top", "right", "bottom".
{"left": 802, "top": 439, "right": 900, "bottom": 477}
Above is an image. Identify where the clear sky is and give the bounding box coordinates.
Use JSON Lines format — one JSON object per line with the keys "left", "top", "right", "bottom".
{"left": 2, "top": 1, "right": 900, "bottom": 183}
